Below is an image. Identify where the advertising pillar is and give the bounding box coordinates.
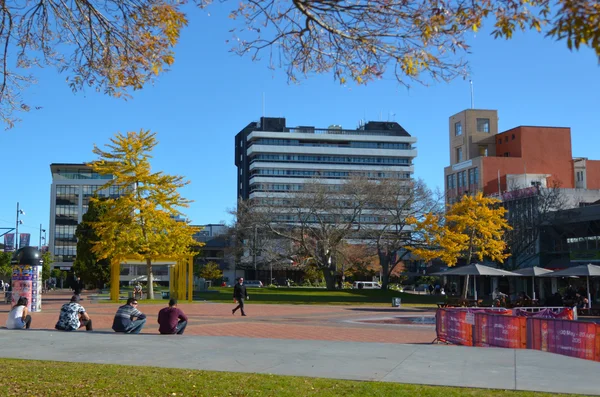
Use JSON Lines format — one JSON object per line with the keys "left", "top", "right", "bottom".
{"left": 10, "top": 247, "right": 43, "bottom": 312}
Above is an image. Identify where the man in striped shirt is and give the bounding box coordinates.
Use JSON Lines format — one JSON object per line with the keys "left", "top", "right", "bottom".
{"left": 112, "top": 297, "right": 147, "bottom": 334}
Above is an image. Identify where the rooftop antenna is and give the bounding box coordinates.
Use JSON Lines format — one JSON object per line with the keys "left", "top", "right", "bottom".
{"left": 470, "top": 80, "right": 474, "bottom": 109}
{"left": 262, "top": 92, "right": 265, "bottom": 117}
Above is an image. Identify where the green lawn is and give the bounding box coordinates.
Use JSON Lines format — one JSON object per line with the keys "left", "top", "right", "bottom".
{"left": 192, "top": 287, "right": 443, "bottom": 306}
{"left": 0, "top": 359, "right": 578, "bottom": 397}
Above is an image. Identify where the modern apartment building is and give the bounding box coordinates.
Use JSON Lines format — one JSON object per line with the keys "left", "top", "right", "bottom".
{"left": 48, "top": 163, "right": 117, "bottom": 271}
{"left": 444, "top": 109, "right": 600, "bottom": 204}
{"left": 235, "top": 117, "right": 417, "bottom": 207}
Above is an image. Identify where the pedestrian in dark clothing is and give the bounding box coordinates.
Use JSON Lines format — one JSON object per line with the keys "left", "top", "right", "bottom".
{"left": 232, "top": 277, "right": 248, "bottom": 316}
{"left": 73, "top": 277, "right": 84, "bottom": 297}
{"left": 158, "top": 298, "right": 188, "bottom": 335}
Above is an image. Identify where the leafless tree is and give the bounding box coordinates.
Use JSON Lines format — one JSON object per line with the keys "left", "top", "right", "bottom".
{"left": 233, "top": 178, "right": 371, "bottom": 289}
{"left": 358, "top": 178, "right": 442, "bottom": 289}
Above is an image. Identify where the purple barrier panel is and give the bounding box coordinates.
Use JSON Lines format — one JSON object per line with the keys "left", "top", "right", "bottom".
{"left": 474, "top": 313, "right": 527, "bottom": 349}
{"left": 527, "top": 318, "right": 599, "bottom": 362}
{"left": 436, "top": 308, "right": 473, "bottom": 346}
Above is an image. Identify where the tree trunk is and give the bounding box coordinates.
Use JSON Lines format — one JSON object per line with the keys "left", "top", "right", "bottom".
{"left": 462, "top": 274, "right": 469, "bottom": 299}
{"left": 146, "top": 258, "right": 154, "bottom": 300}
{"left": 378, "top": 249, "right": 391, "bottom": 290}
{"left": 322, "top": 266, "right": 337, "bottom": 290}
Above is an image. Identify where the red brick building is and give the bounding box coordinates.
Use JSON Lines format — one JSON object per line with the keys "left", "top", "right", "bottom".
{"left": 444, "top": 109, "right": 600, "bottom": 204}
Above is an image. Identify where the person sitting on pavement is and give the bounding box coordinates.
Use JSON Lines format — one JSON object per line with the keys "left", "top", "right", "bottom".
{"left": 158, "top": 298, "right": 188, "bottom": 335}
{"left": 6, "top": 296, "right": 32, "bottom": 330}
{"left": 134, "top": 283, "right": 143, "bottom": 300}
{"left": 55, "top": 295, "right": 93, "bottom": 331}
{"left": 112, "top": 297, "right": 147, "bottom": 334}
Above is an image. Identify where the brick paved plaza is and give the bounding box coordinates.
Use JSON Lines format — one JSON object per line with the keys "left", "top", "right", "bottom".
{"left": 1, "top": 290, "right": 436, "bottom": 343}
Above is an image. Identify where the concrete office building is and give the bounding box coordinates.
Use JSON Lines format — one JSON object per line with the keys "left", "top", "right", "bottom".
{"left": 49, "top": 163, "right": 117, "bottom": 271}
{"left": 235, "top": 117, "right": 417, "bottom": 211}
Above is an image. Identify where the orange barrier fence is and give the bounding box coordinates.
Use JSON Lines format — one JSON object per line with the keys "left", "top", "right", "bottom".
{"left": 436, "top": 308, "right": 599, "bottom": 362}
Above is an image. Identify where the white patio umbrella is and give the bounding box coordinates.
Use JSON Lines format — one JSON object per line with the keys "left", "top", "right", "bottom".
{"left": 513, "top": 267, "right": 554, "bottom": 301}
{"left": 539, "top": 264, "right": 600, "bottom": 309}
{"left": 432, "top": 264, "right": 520, "bottom": 300}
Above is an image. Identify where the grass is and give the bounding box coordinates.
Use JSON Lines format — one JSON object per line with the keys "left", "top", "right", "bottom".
{"left": 191, "top": 287, "right": 442, "bottom": 306}
{"left": 100, "top": 287, "right": 443, "bottom": 306}
{"left": 0, "top": 359, "right": 579, "bottom": 397}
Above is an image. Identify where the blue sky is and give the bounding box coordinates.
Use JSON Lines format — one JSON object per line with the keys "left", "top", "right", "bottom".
{"left": 0, "top": 4, "right": 599, "bottom": 246}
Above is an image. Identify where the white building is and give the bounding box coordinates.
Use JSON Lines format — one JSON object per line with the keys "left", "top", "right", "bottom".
{"left": 235, "top": 118, "right": 417, "bottom": 215}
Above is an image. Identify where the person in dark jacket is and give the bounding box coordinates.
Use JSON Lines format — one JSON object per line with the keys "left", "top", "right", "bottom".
{"left": 232, "top": 277, "right": 249, "bottom": 316}
{"left": 73, "top": 277, "right": 84, "bottom": 297}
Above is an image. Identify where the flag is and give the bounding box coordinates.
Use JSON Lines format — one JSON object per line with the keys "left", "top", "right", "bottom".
{"left": 4, "top": 233, "right": 15, "bottom": 252}
{"left": 19, "top": 233, "right": 31, "bottom": 248}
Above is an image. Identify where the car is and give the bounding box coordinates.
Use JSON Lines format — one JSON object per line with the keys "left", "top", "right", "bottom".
{"left": 352, "top": 281, "right": 381, "bottom": 290}
{"left": 244, "top": 280, "right": 263, "bottom": 288}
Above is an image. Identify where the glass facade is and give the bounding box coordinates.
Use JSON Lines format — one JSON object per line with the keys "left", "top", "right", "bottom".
{"left": 250, "top": 169, "right": 410, "bottom": 179}
{"left": 54, "top": 185, "right": 79, "bottom": 262}
{"left": 249, "top": 138, "right": 411, "bottom": 150}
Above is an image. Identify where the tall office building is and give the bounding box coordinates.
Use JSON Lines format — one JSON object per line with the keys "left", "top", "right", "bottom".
{"left": 235, "top": 117, "right": 417, "bottom": 208}
{"left": 49, "top": 163, "right": 117, "bottom": 271}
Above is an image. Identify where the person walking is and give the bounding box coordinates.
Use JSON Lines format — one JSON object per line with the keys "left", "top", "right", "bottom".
{"left": 158, "top": 298, "right": 188, "bottom": 335}
{"left": 73, "top": 276, "right": 84, "bottom": 298}
{"left": 6, "top": 297, "right": 32, "bottom": 329}
{"left": 55, "top": 295, "right": 93, "bottom": 331}
{"left": 112, "top": 297, "right": 147, "bottom": 334}
{"left": 232, "top": 277, "right": 249, "bottom": 316}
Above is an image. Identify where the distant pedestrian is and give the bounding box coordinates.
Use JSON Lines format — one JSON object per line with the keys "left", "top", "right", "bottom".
{"left": 73, "top": 277, "right": 84, "bottom": 297}
{"left": 6, "top": 297, "right": 32, "bottom": 329}
{"left": 112, "top": 297, "right": 147, "bottom": 334}
{"left": 55, "top": 295, "right": 93, "bottom": 331}
{"left": 232, "top": 277, "right": 249, "bottom": 316}
{"left": 158, "top": 298, "right": 188, "bottom": 335}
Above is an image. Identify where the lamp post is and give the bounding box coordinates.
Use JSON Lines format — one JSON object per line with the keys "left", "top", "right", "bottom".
{"left": 39, "top": 224, "right": 46, "bottom": 249}
{"left": 15, "top": 202, "right": 24, "bottom": 249}
{"left": 253, "top": 225, "right": 257, "bottom": 279}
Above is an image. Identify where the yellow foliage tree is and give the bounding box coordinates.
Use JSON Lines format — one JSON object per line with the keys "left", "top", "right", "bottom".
{"left": 199, "top": 261, "right": 223, "bottom": 282}
{"left": 408, "top": 193, "right": 511, "bottom": 298}
{"left": 90, "top": 130, "right": 201, "bottom": 299}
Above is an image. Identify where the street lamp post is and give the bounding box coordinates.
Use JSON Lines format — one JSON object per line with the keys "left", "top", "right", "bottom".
{"left": 15, "top": 202, "right": 24, "bottom": 250}
{"left": 253, "top": 225, "right": 257, "bottom": 279}
{"left": 39, "top": 224, "right": 46, "bottom": 249}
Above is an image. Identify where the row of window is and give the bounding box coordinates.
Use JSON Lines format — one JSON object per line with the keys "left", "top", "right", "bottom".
{"left": 454, "top": 118, "right": 491, "bottom": 136}
{"left": 54, "top": 169, "right": 113, "bottom": 180}
{"left": 250, "top": 138, "right": 411, "bottom": 150}
{"left": 250, "top": 183, "right": 343, "bottom": 192}
{"left": 567, "top": 236, "right": 600, "bottom": 250}
{"left": 251, "top": 154, "right": 411, "bottom": 165}
{"left": 250, "top": 169, "right": 411, "bottom": 179}
{"left": 447, "top": 167, "right": 479, "bottom": 189}
{"left": 273, "top": 214, "right": 388, "bottom": 223}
